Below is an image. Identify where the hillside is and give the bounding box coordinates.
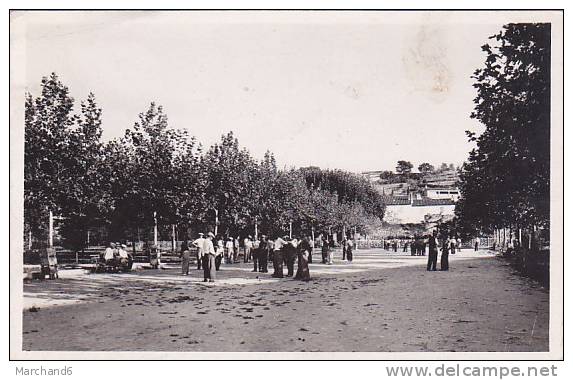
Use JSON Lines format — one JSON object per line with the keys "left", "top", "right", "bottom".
{"left": 368, "top": 169, "right": 459, "bottom": 196}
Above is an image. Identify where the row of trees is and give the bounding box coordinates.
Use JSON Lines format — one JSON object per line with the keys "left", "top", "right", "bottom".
{"left": 24, "top": 74, "right": 386, "bottom": 251}
{"left": 378, "top": 161, "right": 457, "bottom": 181}
{"left": 455, "top": 23, "right": 551, "bottom": 242}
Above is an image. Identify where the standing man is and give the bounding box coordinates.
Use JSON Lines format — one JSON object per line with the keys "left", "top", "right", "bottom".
{"left": 215, "top": 236, "right": 224, "bottom": 270}
{"left": 202, "top": 232, "right": 217, "bottom": 282}
{"left": 244, "top": 235, "right": 253, "bottom": 263}
{"left": 321, "top": 235, "right": 330, "bottom": 264}
{"left": 342, "top": 237, "right": 347, "bottom": 261}
{"left": 272, "top": 235, "right": 287, "bottom": 278}
{"left": 285, "top": 237, "right": 297, "bottom": 277}
{"left": 440, "top": 238, "right": 450, "bottom": 271}
{"left": 346, "top": 237, "right": 354, "bottom": 262}
{"left": 192, "top": 233, "right": 205, "bottom": 270}
{"left": 449, "top": 236, "right": 457, "bottom": 255}
{"left": 251, "top": 235, "right": 260, "bottom": 272}
{"left": 474, "top": 236, "right": 480, "bottom": 251}
{"left": 427, "top": 232, "right": 439, "bottom": 271}
{"left": 257, "top": 235, "right": 268, "bottom": 273}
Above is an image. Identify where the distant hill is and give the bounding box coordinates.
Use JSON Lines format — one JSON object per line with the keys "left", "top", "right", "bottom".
{"left": 364, "top": 169, "right": 459, "bottom": 196}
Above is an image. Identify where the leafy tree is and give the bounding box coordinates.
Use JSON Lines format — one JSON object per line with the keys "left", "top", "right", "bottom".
{"left": 379, "top": 170, "right": 394, "bottom": 181}
{"left": 104, "top": 103, "right": 199, "bottom": 243}
{"left": 395, "top": 160, "right": 413, "bottom": 176}
{"left": 58, "top": 93, "right": 105, "bottom": 250}
{"left": 418, "top": 163, "right": 434, "bottom": 175}
{"left": 202, "top": 132, "right": 258, "bottom": 236}
{"left": 25, "top": 73, "right": 78, "bottom": 242}
{"left": 456, "top": 23, "right": 551, "bottom": 236}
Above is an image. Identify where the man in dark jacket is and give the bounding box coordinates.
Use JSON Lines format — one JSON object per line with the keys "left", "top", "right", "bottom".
{"left": 427, "top": 232, "right": 439, "bottom": 271}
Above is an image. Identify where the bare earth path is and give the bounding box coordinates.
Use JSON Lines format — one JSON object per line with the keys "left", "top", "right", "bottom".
{"left": 22, "top": 249, "right": 548, "bottom": 352}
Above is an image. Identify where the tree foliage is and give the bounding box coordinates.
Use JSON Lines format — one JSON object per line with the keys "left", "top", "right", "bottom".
{"left": 395, "top": 160, "right": 413, "bottom": 175}
{"left": 24, "top": 74, "right": 387, "bottom": 249}
{"left": 456, "top": 23, "right": 551, "bottom": 235}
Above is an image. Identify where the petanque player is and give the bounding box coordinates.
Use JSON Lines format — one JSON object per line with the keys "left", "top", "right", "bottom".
{"left": 180, "top": 240, "right": 190, "bottom": 275}
{"left": 225, "top": 237, "right": 234, "bottom": 264}
{"left": 321, "top": 235, "right": 329, "bottom": 264}
{"left": 295, "top": 236, "right": 312, "bottom": 281}
{"left": 251, "top": 236, "right": 260, "bottom": 272}
{"left": 215, "top": 236, "right": 224, "bottom": 270}
{"left": 202, "top": 232, "right": 217, "bottom": 282}
{"left": 440, "top": 238, "right": 450, "bottom": 271}
{"left": 192, "top": 233, "right": 205, "bottom": 270}
{"left": 244, "top": 235, "right": 253, "bottom": 263}
{"left": 346, "top": 238, "right": 354, "bottom": 262}
{"left": 427, "top": 232, "right": 439, "bottom": 271}
{"left": 258, "top": 235, "right": 269, "bottom": 272}
{"left": 285, "top": 237, "right": 298, "bottom": 277}
{"left": 272, "top": 235, "right": 287, "bottom": 278}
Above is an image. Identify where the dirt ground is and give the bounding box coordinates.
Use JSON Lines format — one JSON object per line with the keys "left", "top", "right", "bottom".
{"left": 22, "top": 249, "right": 549, "bottom": 352}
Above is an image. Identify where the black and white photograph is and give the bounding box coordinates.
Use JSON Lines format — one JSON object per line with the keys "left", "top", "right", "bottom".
{"left": 9, "top": 9, "right": 563, "bottom": 360}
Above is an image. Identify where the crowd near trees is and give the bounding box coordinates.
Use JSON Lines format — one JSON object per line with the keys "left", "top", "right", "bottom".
{"left": 455, "top": 23, "right": 551, "bottom": 243}
{"left": 24, "top": 73, "right": 386, "bottom": 251}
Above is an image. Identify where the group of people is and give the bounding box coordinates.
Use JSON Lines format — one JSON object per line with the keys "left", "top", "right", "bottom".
{"left": 425, "top": 233, "right": 462, "bottom": 272}
{"left": 179, "top": 232, "right": 356, "bottom": 283}
{"left": 101, "top": 242, "right": 134, "bottom": 272}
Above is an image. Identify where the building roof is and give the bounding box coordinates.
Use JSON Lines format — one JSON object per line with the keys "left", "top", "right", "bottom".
{"left": 412, "top": 198, "right": 456, "bottom": 207}
{"left": 382, "top": 195, "right": 410, "bottom": 205}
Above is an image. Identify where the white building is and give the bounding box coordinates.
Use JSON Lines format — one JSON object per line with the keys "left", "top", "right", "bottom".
{"left": 383, "top": 189, "right": 457, "bottom": 224}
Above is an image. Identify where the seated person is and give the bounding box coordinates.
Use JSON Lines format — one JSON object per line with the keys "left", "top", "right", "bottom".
{"left": 103, "top": 242, "right": 117, "bottom": 265}
{"left": 118, "top": 244, "right": 133, "bottom": 270}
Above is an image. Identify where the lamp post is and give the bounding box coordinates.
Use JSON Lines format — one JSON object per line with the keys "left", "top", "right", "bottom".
{"left": 48, "top": 210, "right": 54, "bottom": 248}
{"left": 153, "top": 211, "right": 158, "bottom": 247}
{"left": 214, "top": 209, "right": 219, "bottom": 236}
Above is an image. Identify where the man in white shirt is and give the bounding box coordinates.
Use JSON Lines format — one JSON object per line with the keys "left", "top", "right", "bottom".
{"left": 202, "top": 232, "right": 217, "bottom": 282}
{"left": 192, "top": 233, "right": 205, "bottom": 270}
{"left": 103, "top": 242, "right": 116, "bottom": 264}
{"left": 244, "top": 236, "right": 253, "bottom": 263}
{"left": 225, "top": 238, "right": 234, "bottom": 264}
{"left": 272, "top": 236, "right": 288, "bottom": 278}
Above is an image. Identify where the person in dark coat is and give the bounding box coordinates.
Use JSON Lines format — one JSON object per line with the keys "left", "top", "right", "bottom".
{"left": 272, "top": 235, "right": 287, "bottom": 278}
{"left": 295, "top": 237, "right": 312, "bottom": 281}
{"left": 346, "top": 238, "right": 354, "bottom": 262}
{"left": 321, "top": 236, "right": 330, "bottom": 264}
{"left": 180, "top": 240, "right": 190, "bottom": 275}
{"left": 258, "top": 235, "right": 269, "bottom": 273}
{"left": 342, "top": 237, "right": 347, "bottom": 261}
{"left": 427, "top": 232, "right": 439, "bottom": 271}
{"left": 285, "top": 238, "right": 297, "bottom": 277}
{"left": 440, "top": 239, "right": 449, "bottom": 271}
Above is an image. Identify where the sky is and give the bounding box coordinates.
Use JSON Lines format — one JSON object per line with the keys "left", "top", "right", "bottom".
{"left": 12, "top": 11, "right": 513, "bottom": 172}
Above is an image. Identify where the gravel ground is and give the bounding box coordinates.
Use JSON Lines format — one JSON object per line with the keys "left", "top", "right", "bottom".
{"left": 22, "top": 249, "right": 549, "bottom": 352}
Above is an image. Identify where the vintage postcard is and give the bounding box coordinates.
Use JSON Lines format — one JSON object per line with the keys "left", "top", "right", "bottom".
{"left": 9, "top": 10, "right": 564, "bottom": 360}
